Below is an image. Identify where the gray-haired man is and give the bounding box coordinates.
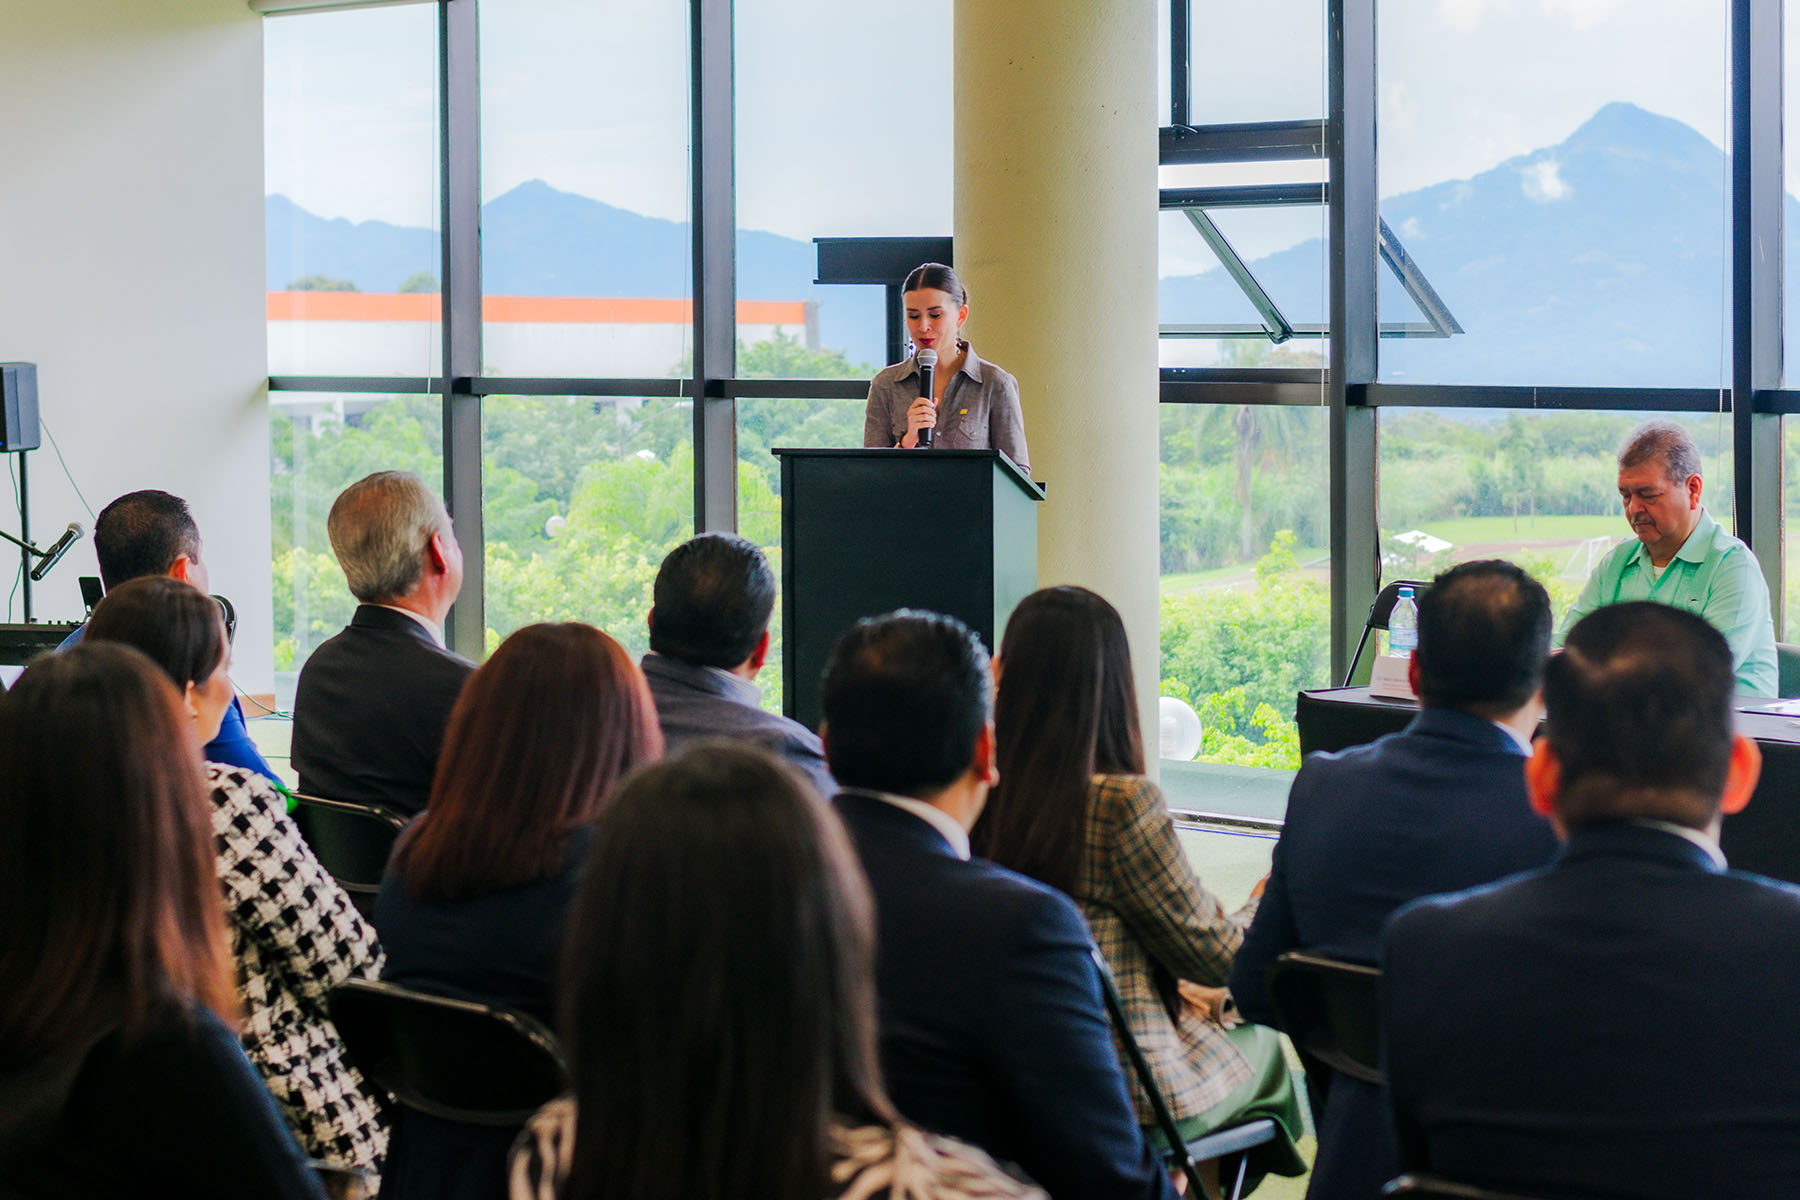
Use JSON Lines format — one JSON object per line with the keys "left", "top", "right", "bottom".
{"left": 292, "top": 470, "right": 474, "bottom": 814}
{"left": 1562, "top": 420, "right": 1776, "bottom": 695}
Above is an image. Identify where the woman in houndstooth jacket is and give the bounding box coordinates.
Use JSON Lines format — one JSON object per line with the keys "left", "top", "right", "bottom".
{"left": 87, "top": 577, "right": 387, "bottom": 1176}
{"left": 972, "top": 587, "right": 1305, "bottom": 1189}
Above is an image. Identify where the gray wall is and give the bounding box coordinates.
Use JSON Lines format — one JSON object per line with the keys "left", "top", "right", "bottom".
{"left": 0, "top": 0, "right": 271, "bottom": 690}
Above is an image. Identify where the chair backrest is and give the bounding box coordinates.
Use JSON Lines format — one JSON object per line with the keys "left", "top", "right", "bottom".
{"left": 1383, "top": 1173, "right": 1548, "bottom": 1199}
{"left": 290, "top": 793, "right": 409, "bottom": 909}
{"left": 1778, "top": 642, "right": 1800, "bottom": 699}
{"left": 1344, "top": 579, "right": 1432, "bottom": 686}
{"left": 1265, "top": 951, "right": 1382, "bottom": 1086}
{"left": 1087, "top": 948, "right": 1215, "bottom": 1199}
{"left": 329, "top": 979, "right": 569, "bottom": 1126}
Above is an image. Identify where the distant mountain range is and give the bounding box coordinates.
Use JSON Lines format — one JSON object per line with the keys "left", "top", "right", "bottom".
{"left": 268, "top": 103, "right": 1780, "bottom": 386}
{"left": 1163, "top": 102, "right": 1774, "bottom": 387}
{"left": 266, "top": 180, "right": 882, "bottom": 365}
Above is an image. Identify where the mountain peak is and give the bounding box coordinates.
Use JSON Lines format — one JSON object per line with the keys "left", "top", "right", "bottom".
{"left": 1559, "top": 101, "right": 1717, "bottom": 162}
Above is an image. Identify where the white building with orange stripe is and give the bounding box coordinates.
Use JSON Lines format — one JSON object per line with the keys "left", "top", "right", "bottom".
{"left": 268, "top": 291, "right": 818, "bottom": 380}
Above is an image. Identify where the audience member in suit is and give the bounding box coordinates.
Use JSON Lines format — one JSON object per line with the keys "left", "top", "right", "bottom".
{"left": 975, "top": 587, "right": 1305, "bottom": 1192}
{"left": 640, "top": 532, "right": 834, "bottom": 797}
{"left": 292, "top": 471, "right": 475, "bottom": 815}
{"left": 87, "top": 576, "right": 388, "bottom": 1177}
{"left": 374, "top": 622, "right": 662, "bottom": 1200}
{"left": 1228, "top": 559, "right": 1560, "bottom": 1200}
{"left": 1383, "top": 602, "right": 1800, "bottom": 1199}
{"left": 57, "top": 488, "right": 280, "bottom": 783}
{"left": 823, "top": 611, "right": 1177, "bottom": 1200}
{"left": 510, "top": 744, "right": 1044, "bottom": 1200}
{"left": 0, "top": 645, "right": 326, "bottom": 1200}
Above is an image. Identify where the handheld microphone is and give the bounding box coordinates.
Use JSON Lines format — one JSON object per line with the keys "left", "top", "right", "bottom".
{"left": 30, "top": 522, "right": 83, "bottom": 582}
{"left": 916, "top": 348, "right": 937, "bottom": 448}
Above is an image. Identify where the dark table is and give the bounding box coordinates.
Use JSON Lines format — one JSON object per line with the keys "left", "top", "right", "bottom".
{"left": 1296, "top": 686, "right": 1800, "bottom": 886}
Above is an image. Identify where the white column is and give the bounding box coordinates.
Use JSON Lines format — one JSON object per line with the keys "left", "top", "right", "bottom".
{"left": 955, "top": 0, "right": 1163, "bottom": 761}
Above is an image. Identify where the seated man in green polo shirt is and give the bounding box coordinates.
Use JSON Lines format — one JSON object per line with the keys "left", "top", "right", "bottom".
{"left": 1562, "top": 420, "right": 1777, "bottom": 695}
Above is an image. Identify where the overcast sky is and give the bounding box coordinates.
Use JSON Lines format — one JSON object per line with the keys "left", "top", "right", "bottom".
{"left": 265, "top": 0, "right": 1757, "bottom": 270}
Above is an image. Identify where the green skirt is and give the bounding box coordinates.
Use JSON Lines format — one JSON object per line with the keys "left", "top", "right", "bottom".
{"left": 1144, "top": 1021, "right": 1309, "bottom": 1190}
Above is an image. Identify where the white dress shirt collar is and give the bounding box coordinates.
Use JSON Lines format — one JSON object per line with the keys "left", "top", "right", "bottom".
{"left": 375, "top": 603, "right": 445, "bottom": 648}
{"left": 1491, "top": 719, "right": 1535, "bottom": 756}
{"left": 846, "top": 788, "right": 971, "bottom": 860}
{"left": 1630, "top": 818, "right": 1727, "bottom": 869}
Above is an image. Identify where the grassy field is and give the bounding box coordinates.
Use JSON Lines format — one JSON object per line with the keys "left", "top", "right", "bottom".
{"left": 1160, "top": 514, "right": 1626, "bottom": 596}
{"left": 1402, "top": 513, "right": 1620, "bottom": 547}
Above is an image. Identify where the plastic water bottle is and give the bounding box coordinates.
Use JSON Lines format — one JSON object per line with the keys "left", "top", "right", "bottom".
{"left": 1388, "top": 586, "right": 1419, "bottom": 658}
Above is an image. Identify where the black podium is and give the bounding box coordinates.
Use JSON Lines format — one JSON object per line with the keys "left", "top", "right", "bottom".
{"left": 773, "top": 448, "right": 1044, "bottom": 729}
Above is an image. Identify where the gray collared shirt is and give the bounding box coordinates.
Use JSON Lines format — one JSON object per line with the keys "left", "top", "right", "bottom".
{"left": 862, "top": 340, "right": 1030, "bottom": 473}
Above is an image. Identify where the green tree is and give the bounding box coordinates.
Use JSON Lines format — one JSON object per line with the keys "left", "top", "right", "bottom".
{"left": 1160, "top": 533, "right": 1329, "bottom": 771}
{"left": 286, "top": 275, "right": 359, "bottom": 292}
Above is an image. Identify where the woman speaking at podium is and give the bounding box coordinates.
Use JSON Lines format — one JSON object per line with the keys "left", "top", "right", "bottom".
{"left": 862, "top": 262, "right": 1031, "bottom": 474}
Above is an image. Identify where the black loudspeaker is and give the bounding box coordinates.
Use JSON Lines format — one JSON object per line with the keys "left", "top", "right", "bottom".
{"left": 0, "top": 364, "right": 39, "bottom": 452}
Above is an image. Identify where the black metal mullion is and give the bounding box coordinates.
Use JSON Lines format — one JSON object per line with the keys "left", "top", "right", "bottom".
{"left": 719, "top": 379, "right": 869, "bottom": 401}
{"left": 1160, "top": 380, "right": 1327, "bottom": 406}
{"left": 439, "top": 0, "right": 483, "bottom": 660}
{"left": 1328, "top": 0, "right": 1380, "bottom": 683}
{"left": 1732, "top": 0, "right": 1784, "bottom": 632}
{"left": 1170, "top": 0, "right": 1191, "bottom": 127}
{"left": 691, "top": 0, "right": 735, "bottom": 533}
{"left": 1161, "top": 183, "right": 1327, "bottom": 208}
{"left": 1159, "top": 120, "right": 1327, "bottom": 163}
{"left": 471, "top": 378, "right": 685, "bottom": 398}
{"left": 1359, "top": 384, "right": 1731, "bottom": 412}
{"left": 269, "top": 376, "right": 436, "bottom": 393}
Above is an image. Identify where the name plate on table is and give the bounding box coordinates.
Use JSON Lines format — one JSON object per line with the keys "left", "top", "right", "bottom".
{"left": 1368, "top": 655, "right": 1418, "bottom": 702}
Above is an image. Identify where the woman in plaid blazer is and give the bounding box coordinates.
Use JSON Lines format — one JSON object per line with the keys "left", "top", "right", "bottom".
{"left": 973, "top": 587, "right": 1305, "bottom": 1187}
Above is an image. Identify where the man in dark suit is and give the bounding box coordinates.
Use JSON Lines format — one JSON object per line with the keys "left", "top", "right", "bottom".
{"left": 292, "top": 470, "right": 473, "bottom": 815}
{"left": 641, "top": 533, "right": 833, "bottom": 797}
{"left": 59, "top": 489, "right": 280, "bottom": 784}
{"left": 1228, "top": 559, "right": 1560, "bottom": 1200}
{"left": 822, "top": 611, "right": 1174, "bottom": 1200}
{"left": 1383, "top": 602, "right": 1800, "bottom": 1199}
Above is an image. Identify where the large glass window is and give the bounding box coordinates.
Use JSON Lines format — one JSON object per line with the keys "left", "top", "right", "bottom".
{"left": 734, "top": 0, "right": 950, "bottom": 379}
{"left": 478, "top": 0, "right": 692, "bottom": 378}
{"left": 1186, "top": 0, "right": 1325, "bottom": 124}
{"left": 1158, "top": 203, "right": 1330, "bottom": 369}
{"left": 264, "top": 5, "right": 440, "bottom": 377}
{"left": 271, "top": 392, "right": 441, "bottom": 694}
{"left": 481, "top": 394, "right": 694, "bottom": 654}
{"left": 1159, "top": 403, "right": 1329, "bottom": 774}
{"left": 1376, "top": 1, "right": 1729, "bottom": 387}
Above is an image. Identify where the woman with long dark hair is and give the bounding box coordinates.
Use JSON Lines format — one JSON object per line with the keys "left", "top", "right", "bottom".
{"left": 862, "top": 262, "right": 1030, "bottom": 473}
{"left": 510, "top": 744, "right": 1041, "bottom": 1200}
{"left": 973, "top": 586, "right": 1305, "bottom": 1185}
{"left": 375, "top": 622, "right": 663, "bottom": 1200}
{"left": 0, "top": 644, "right": 326, "bottom": 1199}
{"left": 86, "top": 575, "right": 388, "bottom": 1177}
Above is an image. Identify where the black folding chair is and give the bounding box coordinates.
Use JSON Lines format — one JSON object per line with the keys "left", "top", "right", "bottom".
{"left": 1344, "top": 579, "right": 1431, "bottom": 687}
{"left": 1383, "top": 1174, "right": 1549, "bottom": 1200}
{"left": 289, "top": 793, "right": 409, "bottom": 919}
{"left": 1088, "top": 948, "right": 1276, "bottom": 1200}
{"left": 1776, "top": 641, "right": 1800, "bottom": 699}
{"left": 1264, "top": 951, "right": 1382, "bottom": 1087}
{"left": 329, "top": 979, "right": 569, "bottom": 1125}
